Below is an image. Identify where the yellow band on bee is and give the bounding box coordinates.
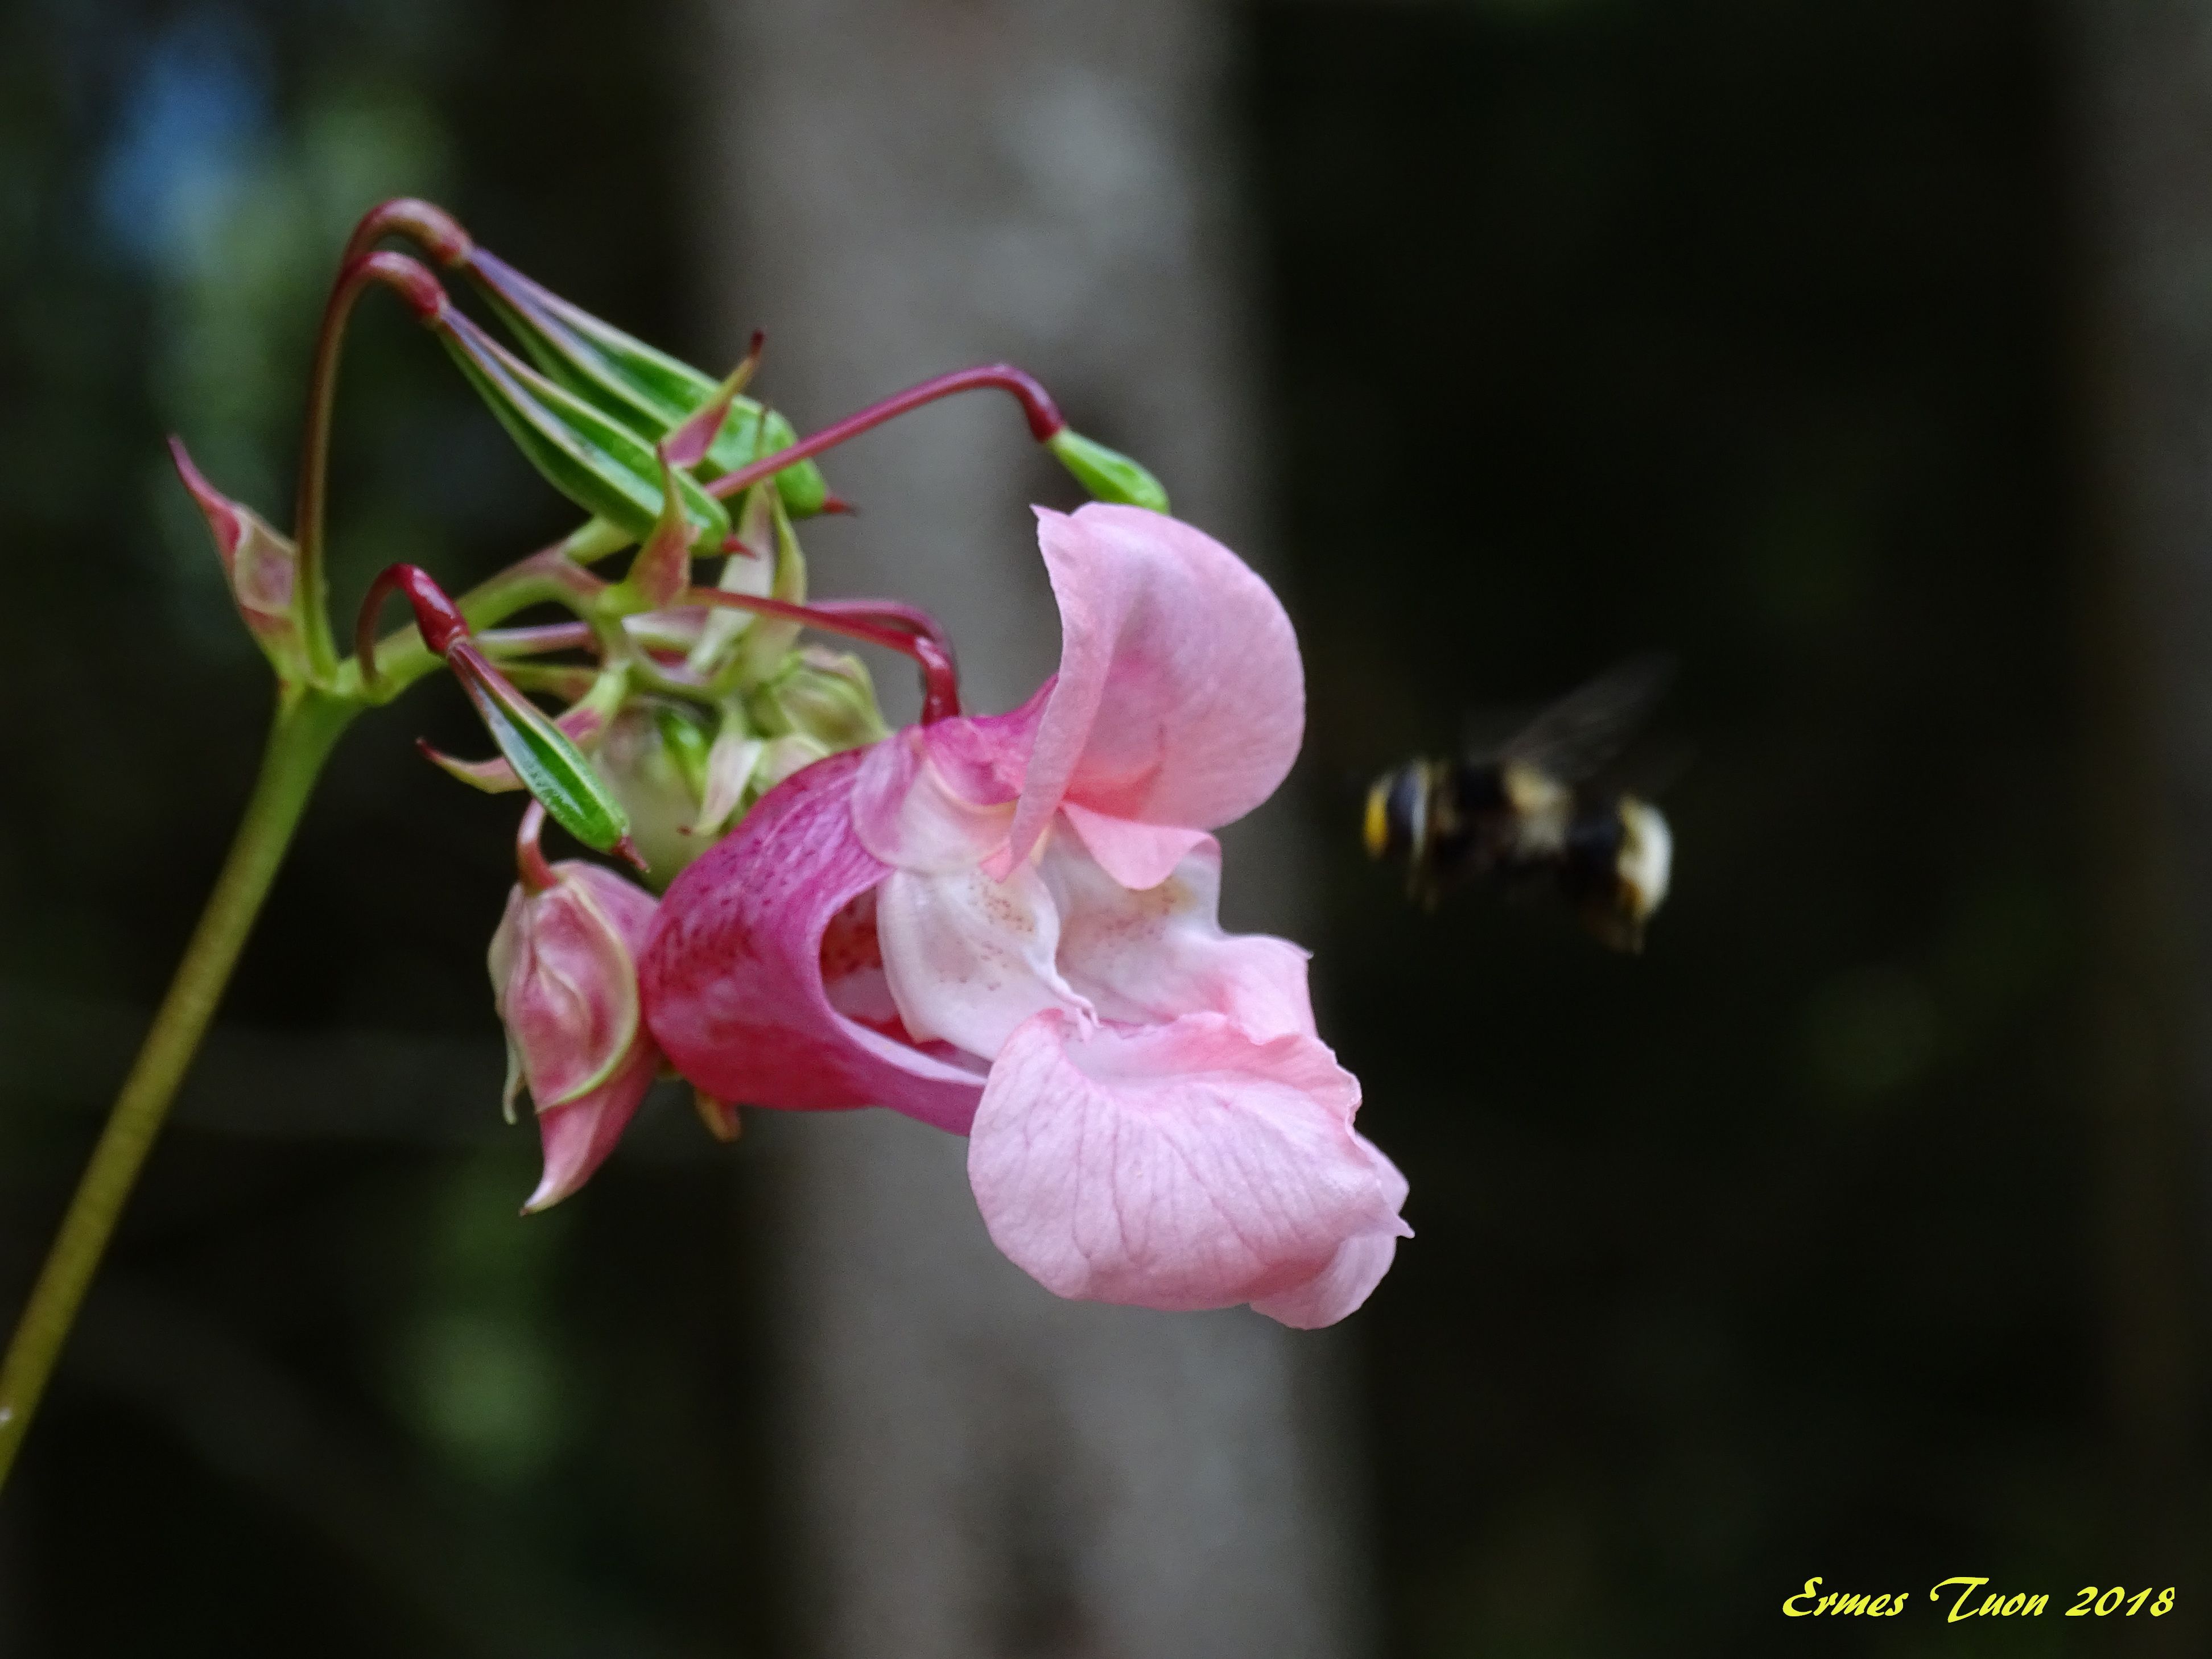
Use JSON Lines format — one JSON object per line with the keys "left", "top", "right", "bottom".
{"left": 1363, "top": 782, "right": 1390, "bottom": 858}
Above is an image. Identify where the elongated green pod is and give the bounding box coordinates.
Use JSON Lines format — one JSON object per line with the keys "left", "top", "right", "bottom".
{"left": 436, "top": 311, "right": 729, "bottom": 550}
{"left": 464, "top": 249, "right": 831, "bottom": 515}
{"left": 448, "top": 643, "right": 637, "bottom": 861}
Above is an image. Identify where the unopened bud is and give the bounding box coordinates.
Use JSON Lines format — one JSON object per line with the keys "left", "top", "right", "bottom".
{"left": 761, "top": 647, "right": 887, "bottom": 753}
{"left": 595, "top": 702, "right": 716, "bottom": 888}
{"left": 488, "top": 859, "right": 661, "bottom": 1212}
{"left": 1045, "top": 427, "right": 1170, "bottom": 513}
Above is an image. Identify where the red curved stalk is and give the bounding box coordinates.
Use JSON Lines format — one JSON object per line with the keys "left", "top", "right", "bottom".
{"left": 515, "top": 801, "right": 556, "bottom": 895}
{"left": 706, "top": 364, "right": 1067, "bottom": 503}
{"left": 294, "top": 252, "right": 453, "bottom": 680}
{"left": 358, "top": 563, "right": 471, "bottom": 684}
{"left": 341, "top": 197, "right": 474, "bottom": 267}
{"left": 680, "top": 588, "right": 961, "bottom": 723}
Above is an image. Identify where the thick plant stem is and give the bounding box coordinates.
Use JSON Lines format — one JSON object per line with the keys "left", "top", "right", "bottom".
{"left": 0, "top": 691, "right": 354, "bottom": 1489}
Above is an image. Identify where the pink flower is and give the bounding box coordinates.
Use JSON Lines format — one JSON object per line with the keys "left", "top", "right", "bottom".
{"left": 644, "top": 504, "right": 1408, "bottom": 1326}
{"left": 489, "top": 859, "right": 662, "bottom": 1212}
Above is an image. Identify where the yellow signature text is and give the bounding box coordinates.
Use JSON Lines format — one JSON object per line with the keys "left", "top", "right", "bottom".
{"left": 1782, "top": 1578, "right": 1909, "bottom": 1617}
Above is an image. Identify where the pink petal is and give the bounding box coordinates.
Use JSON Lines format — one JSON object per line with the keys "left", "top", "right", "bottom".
{"left": 876, "top": 861, "right": 1092, "bottom": 1058}
{"left": 1248, "top": 1134, "right": 1410, "bottom": 1328}
{"left": 1043, "top": 835, "right": 1317, "bottom": 1041}
{"left": 523, "top": 1037, "right": 661, "bottom": 1213}
{"left": 641, "top": 746, "right": 986, "bottom": 1132}
{"left": 967, "top": 1011, "right": 1403, "bottom": 1316}
{"left": 916, "top": 682, "right": 1051, "bottom": 806}
{"left": 1059, "top": 803, "right": 1214, "bottom": 902}
{"left": 851, "top": 731, "right": 1015, "bottom": 874}
{"left": 1006, "top": 505, "right": 1305, "bottom": 868}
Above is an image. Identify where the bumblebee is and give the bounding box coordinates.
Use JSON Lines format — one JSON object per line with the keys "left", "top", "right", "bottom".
{"left": 1363, "top": 655, "right": 1676, "bottom": 951}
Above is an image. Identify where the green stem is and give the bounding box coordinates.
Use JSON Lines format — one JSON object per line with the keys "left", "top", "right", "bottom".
{"left": 0, "top": 690, "right": 356, "bottom": 1489}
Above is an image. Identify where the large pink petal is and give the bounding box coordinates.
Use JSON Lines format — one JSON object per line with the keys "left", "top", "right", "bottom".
{"left": 642, "top": 746, "right": 986, "bottom": 1133}
{"left": 522, "top": 1037, "right": 660, "bottom": 1214}
{"left": 1043, "top": 835, "right": 1317, "bottom": 1042}
{"left": 1248, "top": 1134, "right": 1410, "bottom": 1328}
{"left": 967, "top": 1011, "right": 1402, "bottom": 1315}
{"left": 1006, "top": 505, "right": 1305, "bottom": 867}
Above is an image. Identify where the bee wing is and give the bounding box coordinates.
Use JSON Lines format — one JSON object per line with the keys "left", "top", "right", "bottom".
{"left": 1606, "top": 732, "right": 1698, "bottom": 802}
{"left": 1497, "top": 652, "right": 1675, "bottom": 785}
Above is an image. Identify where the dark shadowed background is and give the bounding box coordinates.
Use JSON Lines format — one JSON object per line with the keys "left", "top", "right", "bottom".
{"left": 2, "top": 1, "right": 2206, "bottom": 1655}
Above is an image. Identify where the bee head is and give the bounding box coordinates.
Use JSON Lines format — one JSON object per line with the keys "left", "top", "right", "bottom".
{"left": 1363, "top": 765, "right": 1429, "bottom": 866}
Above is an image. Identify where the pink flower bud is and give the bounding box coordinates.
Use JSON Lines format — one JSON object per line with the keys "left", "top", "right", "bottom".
{"left": 487, "top": 860, "right": 661, "bottom": 1212}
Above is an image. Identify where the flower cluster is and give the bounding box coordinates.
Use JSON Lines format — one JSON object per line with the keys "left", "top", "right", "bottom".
{"left": 178, "top": 197, "right": 1406, "bottom": 1328}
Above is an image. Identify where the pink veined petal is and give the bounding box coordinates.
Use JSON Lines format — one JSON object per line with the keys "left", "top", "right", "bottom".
{"left": 1006, "top": 505, "right": 1305, "bottom": 868}
{"left": 1059, "top": 802, "right": 1211, "bottom": 893}
{"left": 916, "top": 680, "right": 1051, "bottom": 805}
{"left": 563, "top": 862, "right": 660, "bottom": 950}
{"left": 1043, "top": 833, "right": 1317, "bottom": 1042}
{"left": 876, "top": 860, "right": 1093, "bottom": 1059}
{"left": 1248, "top": 1134, "right": 1411, "bottom": 1328}
{"left": 522, "top": 1035, "right": 661, "bottom": 1214}
{"left": 852, "top": 731, "right": 1016, "bottom": 874}
{"left": 967, "top": 1010, "right": 1401, "bottom": 1316}
{"left": 642, "top": 746, "right": 986, "bottom": 1133}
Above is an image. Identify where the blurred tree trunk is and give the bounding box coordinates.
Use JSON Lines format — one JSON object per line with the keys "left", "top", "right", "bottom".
{"left": 2062, "top": 1, "right": 2212, "bottom": 1643}
{"left": 692, "top": 5, "right": 1368, "bottom": 1656}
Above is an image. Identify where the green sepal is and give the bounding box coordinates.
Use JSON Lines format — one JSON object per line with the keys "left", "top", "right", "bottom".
{"left": 732, "top": 491, "right": 810, "bottom": 684}
{"left": 168, "top": 438, "right": 318, "bottom": 686}
{"left": 438, "top": 311, "right": 729, "bottom": 550}
{"left": 464, "top": 250, "right": 831, "bottom": 515}
{"left": 604, "top": 452, "right": 697, "bottom": 613}
{"left": 1045, "top": 427, "right": 1170, "bottom": 513}
{"left": 690, "top": 700, "right": 765, "bottom": 840}
{"left": 684, "top": 484, "right": 807, "bottom": 683}
{"left": 449, "top": 645, "right": 634, "bottom": 859}
{"left": 652, "top": 703, "right": 713, "bottom": 799}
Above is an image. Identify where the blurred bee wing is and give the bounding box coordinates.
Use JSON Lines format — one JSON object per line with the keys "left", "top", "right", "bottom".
{"left": 1606, "top": 732, "right": 1698, "bottom": 802}
{"left": 1499, "top": 651, "right": 1676, "bottom": 785}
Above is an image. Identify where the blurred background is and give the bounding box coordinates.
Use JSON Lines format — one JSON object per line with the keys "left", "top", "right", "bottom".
{"left": 2, "top": 0, "right": 2207, "bottom": 1654}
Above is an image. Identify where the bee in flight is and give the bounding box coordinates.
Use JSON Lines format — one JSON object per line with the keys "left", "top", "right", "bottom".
{"left": 1363, "top": 654, "right": 1677, "bottom": 951}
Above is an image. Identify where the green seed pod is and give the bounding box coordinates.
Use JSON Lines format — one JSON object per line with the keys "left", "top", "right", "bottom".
{"left": 1045, "top": 427, "right": 1170, "bottom": 513}
{"left": 447, "top": 643, "right": 635, "bottom": 861}
{"left": 465, "top": 249, "right": 832, "bottom": 517}
{"left": 436, "top": 309, "right": 730, "bottom": 552}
